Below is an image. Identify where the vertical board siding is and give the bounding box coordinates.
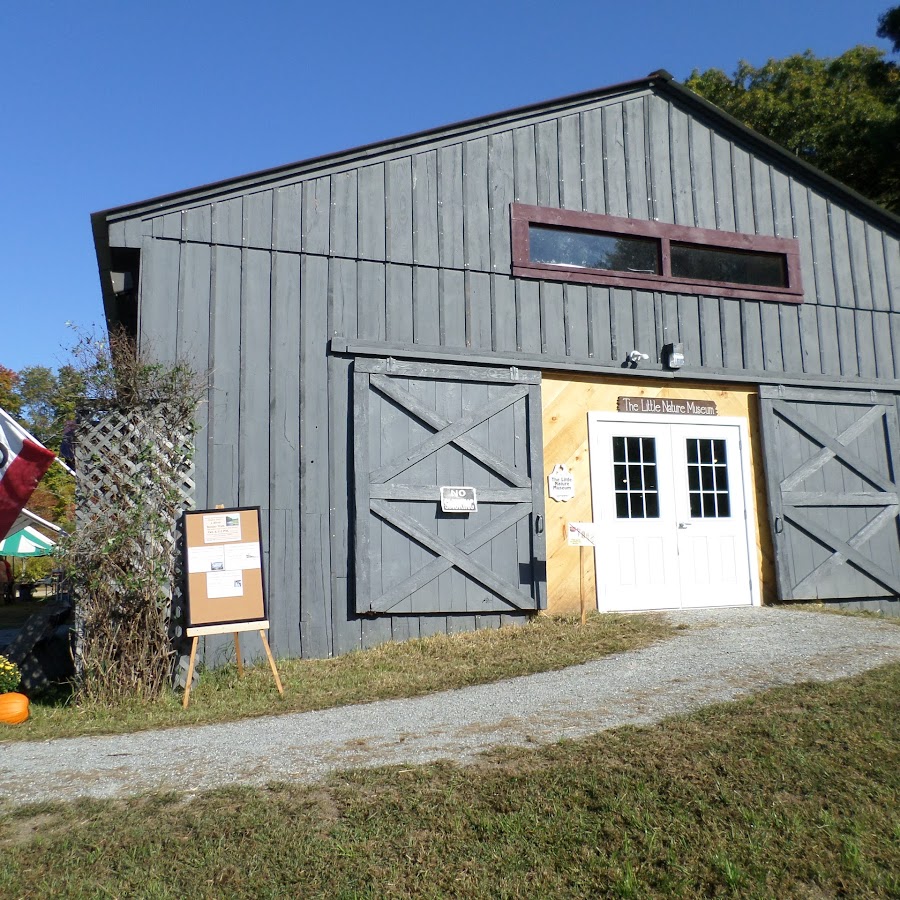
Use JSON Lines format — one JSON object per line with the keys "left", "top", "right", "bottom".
{"left": 242, "top": 191, "right": 273, "bottom": 249}
{"left": 269, "top": 251, "right": 303, "bottom": 658}
{"left": 488, "top": 131, "right": 515, "bottom": 273}
{"left": 386, "top": 157, "right": 414, "bottom": 264}
{"left": 581, "top": 108, "right": 606, "bottom": 214}
{"left": 438, "top": 144, "right": 464, "bottom": 268}
{"left": 689, "top": 119, "right": 715, "bottom": 229}
{"left": 535, "top": 120, "right": 560, "bottom": 208}
{"left": 624, "top": 98, "right": 650, "bottom": 221}
{"left": 273, "top": 183, "right": 303, "bottom": 253}
{"left": 300, "top": 254, "right": 333, "bottom": 658}
{"left": 302, "top": 176, "right": 331, "bottom": 256}
{"left": 412, "top": 151, "right": 440, "bottom": 267}
{"left": 557, "top": 114, "right": 583, "bottom": 212}
{"left": 330, "top": 170, "right": 358, "bottom": 259}
{"left": 647, "top": 95, "right": 674, "bottom": 224}
{"left": 463, "top": 137, "right": 491, "bottom": 270}
{"left": 358, "top": 164, "right": 386, "bottom": 261}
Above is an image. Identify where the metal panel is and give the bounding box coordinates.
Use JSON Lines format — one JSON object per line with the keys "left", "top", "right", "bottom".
{"left": 352, "top": 359, "right": 545, "bottom": 614}
{"left": 759, "top": 385, "right": 900, "bottom": 600}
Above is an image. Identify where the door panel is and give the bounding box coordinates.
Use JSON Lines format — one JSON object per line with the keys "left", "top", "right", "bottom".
{"left": 758, "top": 386, "right": 900, "bottom": 600}
{"left": 354, "top": 359, "right": 546, "bottom": 615}
{"left": 671, "top": 423, "right": 753, "bottom": 608}
{"left": 589, "top": 414, "right": 755, "bottom": 611}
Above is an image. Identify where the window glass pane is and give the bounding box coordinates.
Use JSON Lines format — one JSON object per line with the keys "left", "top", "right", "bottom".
{"left": 530, "top": 225, "right": 660, "bottom": 274}
{"left": 688, "top": 466, "right": 700, "bottom": 492}
{"left": 612, "top": 436, "right": 659, "bottom": 519}
{"left": 685, "top": 437, "right": 731, "bottom": 519}
{"left": 671, "top": 242, "right": 787, "bottom": 288}
{"left": 690, "top": 493, "right": 702, "bottom": 517}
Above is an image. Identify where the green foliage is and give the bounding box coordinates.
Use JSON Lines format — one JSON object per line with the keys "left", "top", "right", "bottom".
{"left": 686, "top": 46, "right": 900, "bottom": 214}
{"left": 878, "top": 5, "right": 900, "bottom": 52}
{"left": 0, "top": 654, "right": 21, "bottom": 693}
{"left": 0, "top": 365, "right": 20, "bottom": 416}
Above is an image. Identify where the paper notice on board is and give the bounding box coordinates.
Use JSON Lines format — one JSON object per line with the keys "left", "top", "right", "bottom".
{"left": 187, "top": 546, "right": 226, "bottom": 573}
{"left": 223, "top": 542, "right": 261, "bottom": 570}
{"left": 202, "top": 513, "right": 242, "bottom": 544}
{"left": 206, "top": 571, "right": 244, "bottom": 599}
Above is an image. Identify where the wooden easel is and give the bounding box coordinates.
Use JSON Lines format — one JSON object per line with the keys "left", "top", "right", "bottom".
{"left": 182, "top": 619, "right": 284, "bottom": 708}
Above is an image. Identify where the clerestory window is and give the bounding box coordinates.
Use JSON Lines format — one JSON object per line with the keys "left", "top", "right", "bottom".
{"left": 511, "top": 204, "right": 803, "bottom": 303}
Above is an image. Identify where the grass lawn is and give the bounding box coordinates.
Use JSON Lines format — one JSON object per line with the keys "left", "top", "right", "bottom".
{"left": 3, "top": 612, "right": 674, "bottom": 743}
{"left": 0, "top": 663, "right": 896, "bottom": 898}
{"left": 0, "top": 599, "right": 46, "bottom": 630}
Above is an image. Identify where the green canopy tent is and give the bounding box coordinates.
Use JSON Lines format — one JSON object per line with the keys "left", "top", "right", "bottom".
{"left": 0, "top": 526, "right": 56, "bottom": 601}
{"left": 0, "top": 526, "right": 55, "bottom": 557}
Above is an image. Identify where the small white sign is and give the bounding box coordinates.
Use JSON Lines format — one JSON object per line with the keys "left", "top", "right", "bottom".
{"left": 202, "top": 513, "right": 242, "bottom": 544}
{"left": 440, "top": 486, "right": 477, "bottom": 513}
{"left": 187, "top": 545, "right": 226, "bottom": 574}
{"left": 548, "top": 463, "right": 576, "bottom": 502}
{"left": 567, "top": 522, "right": 600, "bottom": 547}
{"left": 206, "top": 570, "right": 244, "bottom": 599}
{"left": 223, "top": 542, "right": 262, "bottom": 571}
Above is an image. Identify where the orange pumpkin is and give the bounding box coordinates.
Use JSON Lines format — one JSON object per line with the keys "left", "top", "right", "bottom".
{"left": 0, "top": 692, "right": 29, "bottom": 725}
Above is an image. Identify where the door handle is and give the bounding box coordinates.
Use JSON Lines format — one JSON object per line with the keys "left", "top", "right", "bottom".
{"left": 535, "top": 515, "right": 544, "bottom": 534}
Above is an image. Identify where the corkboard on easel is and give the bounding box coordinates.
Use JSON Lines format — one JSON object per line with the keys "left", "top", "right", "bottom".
{"left": 182, "top": 507, "right": 267, "bottom": 628}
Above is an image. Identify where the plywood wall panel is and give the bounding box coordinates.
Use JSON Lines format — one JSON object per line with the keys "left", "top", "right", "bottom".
{"left": 540, "top": 373, "right": 776, "bottom": 615}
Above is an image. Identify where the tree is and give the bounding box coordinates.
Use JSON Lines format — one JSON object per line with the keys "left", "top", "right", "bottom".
{"left": 878, "top": 5, "right": 900, "bottom": 52}
{"left": 685, "top": 46, "right": 900, "bottom": 215}
{"left": 0, "top": 366, "right": 20, "bottom": 416}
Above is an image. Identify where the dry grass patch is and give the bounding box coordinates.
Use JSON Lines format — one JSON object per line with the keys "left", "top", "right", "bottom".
{"left": 4, "top": 613, "right": 672, "bottom": 743}
{"left": 1, "top": 663, "right": 897, "bottom": 898}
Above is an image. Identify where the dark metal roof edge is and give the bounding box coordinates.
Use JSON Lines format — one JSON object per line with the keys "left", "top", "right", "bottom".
{"left": 91, "top": 73, "right": 663, "bottom": 223}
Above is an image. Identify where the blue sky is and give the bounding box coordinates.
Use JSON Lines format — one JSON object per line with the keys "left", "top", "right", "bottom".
{"left": 1, "top": 0, "right": 894, "bottom": 373}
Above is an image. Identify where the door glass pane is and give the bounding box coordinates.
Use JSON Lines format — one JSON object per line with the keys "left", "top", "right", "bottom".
{"left": 685, "top": 437, "right": 731, "bottom": 518}
{"left": 612, "top": 435, "right": 660, "bottom": 519}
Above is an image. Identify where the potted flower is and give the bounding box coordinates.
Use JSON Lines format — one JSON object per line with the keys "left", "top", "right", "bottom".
{"left": 0, "top": 655, "right": 28, "bottom": 724}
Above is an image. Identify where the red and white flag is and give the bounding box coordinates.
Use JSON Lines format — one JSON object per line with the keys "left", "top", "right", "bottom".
{"left": 0, "top": 408, "right": 56, "bottom": 541}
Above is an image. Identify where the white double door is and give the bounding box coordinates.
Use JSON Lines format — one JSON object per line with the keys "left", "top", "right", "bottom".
{"left": 588, "top": 413, "right": 757, "bottom": 611}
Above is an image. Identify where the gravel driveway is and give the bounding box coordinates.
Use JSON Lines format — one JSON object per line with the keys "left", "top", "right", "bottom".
{"left": 1, "top": 606, "right": 899, "bottom": 808}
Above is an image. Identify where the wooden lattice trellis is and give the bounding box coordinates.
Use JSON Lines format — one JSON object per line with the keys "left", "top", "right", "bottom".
{"left": 71, "top": 402, "right": 196, "bottom": 682}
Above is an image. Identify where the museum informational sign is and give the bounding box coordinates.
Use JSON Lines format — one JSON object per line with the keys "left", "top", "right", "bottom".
{"left": 181, "top": 506, "right": 266, "bottom": 627}
{"left": 617, "top": 396, "right": 717, "bottom": 416}
{"left": 548, "top": 463, "right": 575, "bottom": 501}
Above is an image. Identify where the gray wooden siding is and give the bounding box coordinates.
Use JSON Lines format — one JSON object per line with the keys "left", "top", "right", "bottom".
{"left": 113, "top": 84, "right": 900, "bottom": 657}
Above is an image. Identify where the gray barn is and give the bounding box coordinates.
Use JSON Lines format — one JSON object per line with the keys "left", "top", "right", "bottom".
{"left": 92, "top": 71, "right": 900, "bottom": 661}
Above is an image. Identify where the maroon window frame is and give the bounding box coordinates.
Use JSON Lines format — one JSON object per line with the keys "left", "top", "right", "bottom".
{"left": 511, "top": 204, "right": 804, "bottom": 303}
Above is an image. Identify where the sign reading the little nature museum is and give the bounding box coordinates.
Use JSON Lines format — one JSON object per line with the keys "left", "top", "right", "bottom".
{"left": 617, "top": 396, "right": 717, "bottom": 416}
{"left": 440, "top": 486, "right": 477, "bottom": 513}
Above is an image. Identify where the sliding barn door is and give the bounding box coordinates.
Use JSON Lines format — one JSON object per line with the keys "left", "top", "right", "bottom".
{"left": 353, "top": 359, "right": 546, "bottom": 614}
{"left": 759, "top": 386, "right": 900, "bottom": 600}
